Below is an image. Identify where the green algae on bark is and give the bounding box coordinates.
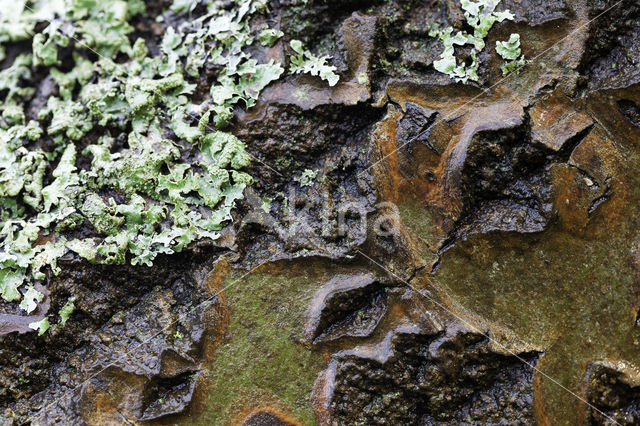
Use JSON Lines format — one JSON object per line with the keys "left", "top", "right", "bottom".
{"left": 433, "top": 138, "right": 640, "bottom": 424}
{"left": 192, "top": 261, "right": 336, "bottom": 425}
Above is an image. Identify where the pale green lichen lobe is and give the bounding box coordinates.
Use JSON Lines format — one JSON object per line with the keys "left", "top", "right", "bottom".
{"left": 289, "top": 39, "right": 340, "bottom": 86}
{"left": 429, "top": 0, "right": 524, "bottom": 83}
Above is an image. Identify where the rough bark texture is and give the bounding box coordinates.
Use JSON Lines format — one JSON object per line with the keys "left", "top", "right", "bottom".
{"left": 2, "top": 0, "right": 640, "bottom": 425}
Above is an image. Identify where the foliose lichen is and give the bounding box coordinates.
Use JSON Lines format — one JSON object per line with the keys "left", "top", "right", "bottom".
{"left": 429, "top": 0, "right": 525, "bottom": 83}
{"left": 0, "top": 0, "right": 307, "bottom": 332}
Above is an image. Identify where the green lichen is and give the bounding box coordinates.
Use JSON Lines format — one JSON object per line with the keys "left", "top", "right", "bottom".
{"left": 289, "top": 39, "right": 340, "bottom": 86}
{"left": 28, "top": 317, "right": 50, "bottom": 335}
{"left": 496, "top": 33, "right": 527, "bottom": 75}
{"left": 0, "top": 0, "right": 287, "bottom": 332}
{"left": 58, "top": 297, "right": 76, "bottom": 328}
{"left": 19, "top": 285, "right": 43, "bottom": 314}
{"left": 258, "top": 28, "right": 284, "bottom": 47}
{"left": 296, "top": 169, "right": 318, "bottom": 187}
{"left": 429, "top": 0, "right": 521, "bottom": 83}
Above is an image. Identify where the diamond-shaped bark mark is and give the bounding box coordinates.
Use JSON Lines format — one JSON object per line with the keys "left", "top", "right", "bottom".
{"left": 304, "top": 273, "right": 388, "bottom": 345}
